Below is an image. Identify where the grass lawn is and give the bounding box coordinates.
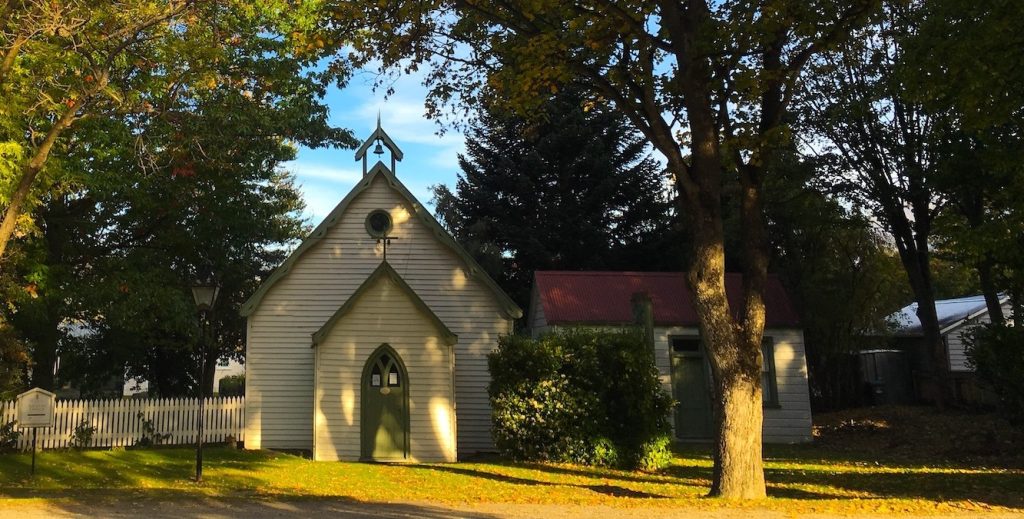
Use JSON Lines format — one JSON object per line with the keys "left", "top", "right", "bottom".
{"left": 1, "top": 406, "right": 1022, "bottom": 515}
{"left": 0, "top": 442, "right": 1020, "bottom": 515}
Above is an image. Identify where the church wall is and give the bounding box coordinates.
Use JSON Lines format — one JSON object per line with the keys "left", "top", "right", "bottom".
{"left": 245, "top": 173, "right": 512, "bottom": 454}
{"left": 313, "top": 274, "right": 455, "bottom": 462}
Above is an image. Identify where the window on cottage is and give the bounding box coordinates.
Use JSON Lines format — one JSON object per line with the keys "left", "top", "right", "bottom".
{"left": 762, "top": 338, "right": 779, "bottom": 407}
{"left": 671, "top": 337, "right": 701, "bottom": 354}
{"left": 388, "top": 366, "right": 400, "bottom": 387}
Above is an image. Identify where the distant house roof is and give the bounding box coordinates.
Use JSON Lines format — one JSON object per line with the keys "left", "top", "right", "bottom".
{"left": 890, "top": 294, "right": 1009, "bottom": 336}
{"left": 532, "top": 271, "right": 800, "bottom": 328}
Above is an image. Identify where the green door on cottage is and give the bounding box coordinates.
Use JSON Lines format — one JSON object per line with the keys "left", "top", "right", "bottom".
{"left": 670, "top": 337, "right": 713, "bottom": 439}
{"left": 361, "top": 346, "right": 409, "bottom": 460}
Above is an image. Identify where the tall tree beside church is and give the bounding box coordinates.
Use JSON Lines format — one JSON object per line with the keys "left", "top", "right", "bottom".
{"left": 432, "top": 90, "right": 678, "bottom": 308}
{"left": 0, "top": 0, "right": 344, "bottom": 264}
{"left": 5, "top": 5, "right": 353, "bottom": 394}
{"left": 326, "top": 0, "right": 878, "bottom": 497}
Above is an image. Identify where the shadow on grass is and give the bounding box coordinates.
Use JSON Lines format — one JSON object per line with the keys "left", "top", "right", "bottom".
{"left": 510, "top": 461, "right": 709, "bottom": 488}
{"left": 31, "top": 496, "right": 506, "bottom": 518}
{"left": 462, "top": 445, "right": 1024, "bottom": 508}
{"left": 660, "top": 448, "right": 1024, "bottom": 509}
{"left": 414, "top": 464, "right": 669, "bottom": 499}
{"left": 0, "top": 447, "right": 279, "bottom": 500}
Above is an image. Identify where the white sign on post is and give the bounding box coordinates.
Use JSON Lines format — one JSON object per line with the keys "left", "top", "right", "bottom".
{"left": 16, "top": 387, "right": 56, "bottom": 428}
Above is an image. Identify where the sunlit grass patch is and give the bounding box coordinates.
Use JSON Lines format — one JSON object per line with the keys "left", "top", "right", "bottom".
{"left": 0, "top": 443, "right": 1020, "bottom": 515}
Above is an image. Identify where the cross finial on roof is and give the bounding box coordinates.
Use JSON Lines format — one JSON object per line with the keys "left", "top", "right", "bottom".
{"left": 355, "top": 114, "right": 403, "bottom": 175}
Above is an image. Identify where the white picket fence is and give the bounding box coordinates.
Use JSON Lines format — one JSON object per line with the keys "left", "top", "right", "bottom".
{"left": 0, "top": 396, "right": 244, "bottom": 450}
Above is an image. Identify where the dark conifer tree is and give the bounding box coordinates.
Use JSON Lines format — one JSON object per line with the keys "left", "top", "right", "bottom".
{"left": 432, "top": 88, "right": 680, "bottom": 308}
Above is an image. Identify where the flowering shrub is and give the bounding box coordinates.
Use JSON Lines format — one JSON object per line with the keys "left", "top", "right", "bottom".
{"left": 488, "top": 329, "right": 674, "bottom": 470}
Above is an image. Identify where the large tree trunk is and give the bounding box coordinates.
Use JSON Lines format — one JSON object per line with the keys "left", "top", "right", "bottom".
{"left": 977, "top": 256, "right": 1005, "bottom": 324}
{"left": 899, "top": 245, "right": 951, "bottom": 407}
{"left": 686, "top": 198, "right": 767, "bottom": 498}
{"left": 711, "top": 366, "right": 765, "bottom": 498}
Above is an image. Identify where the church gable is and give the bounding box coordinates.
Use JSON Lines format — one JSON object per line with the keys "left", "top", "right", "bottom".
{"left": 241, "top": 163, "right": 520, "bottom": 321}
{"left": 313, "top": 262, "right": 458, "bottom": 462}
{"left": 312, "top": 261, "right": 457, "bottom": 347}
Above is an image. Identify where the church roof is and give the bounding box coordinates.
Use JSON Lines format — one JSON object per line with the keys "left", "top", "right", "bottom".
{"left": 240, "top": 162, "right": 522, "bottom": 319}
{"left": 311, "top": 261, "right": 457, "bottom": 347}
{"left": 532, "top": 271, "right": 800, "bottom": 327}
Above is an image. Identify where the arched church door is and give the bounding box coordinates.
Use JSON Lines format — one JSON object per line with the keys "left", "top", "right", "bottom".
{"left": 361, "top": 345, "right": 408, "bottom": 460}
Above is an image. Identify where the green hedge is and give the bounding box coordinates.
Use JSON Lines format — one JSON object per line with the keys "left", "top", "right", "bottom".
{"left": 218, "top": 374, "right": 245, "bottom": 397}
{"left": 966, "top": 323, "right": 1024, "bottom": 423}
{"left": 488, "top": 329, "right": 674, "bottom": 471}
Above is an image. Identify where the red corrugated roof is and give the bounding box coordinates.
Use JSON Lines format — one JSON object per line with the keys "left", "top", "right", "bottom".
{"left": 534, "top": 271, "right": 800, "bottom": 327}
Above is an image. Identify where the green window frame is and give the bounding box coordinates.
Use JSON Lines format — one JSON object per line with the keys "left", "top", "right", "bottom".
{"left": 762, "top": 338, "right": 779, "bottom": 408}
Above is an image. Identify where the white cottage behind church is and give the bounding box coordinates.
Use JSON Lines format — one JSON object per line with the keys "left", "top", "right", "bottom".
{"left": 241, "top": 123, "right": 521, "bottom": 461}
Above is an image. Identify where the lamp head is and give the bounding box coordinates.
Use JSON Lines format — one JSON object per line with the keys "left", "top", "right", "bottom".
{"left": 191, "top": 283, "right": 220, "bottom": 312}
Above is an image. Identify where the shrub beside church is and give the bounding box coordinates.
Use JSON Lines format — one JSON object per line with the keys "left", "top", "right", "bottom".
{"left": 488, "top": 329, "right": 674, "bottom": 471}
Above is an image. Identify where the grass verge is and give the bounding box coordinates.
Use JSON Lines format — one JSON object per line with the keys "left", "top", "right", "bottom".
{"left": 0, "top": 442, "right": 1020, "bottom": 515}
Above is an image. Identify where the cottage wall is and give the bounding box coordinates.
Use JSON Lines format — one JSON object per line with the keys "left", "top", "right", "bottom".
{"left": 246, "top": 174, "right": 512, "bottom": 453}
{"left": 527, "top": 286, "right": 549, "bottom": 337}
{"left": 945, "top": 300, "right": 1013, "bottom": 372}
{"left": 657, "top": 326, "right": 812, "bottom": 443}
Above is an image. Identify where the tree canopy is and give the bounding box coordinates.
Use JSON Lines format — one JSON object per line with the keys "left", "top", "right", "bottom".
{"left": 325, "top": 0, "right": 879, "bottom": 498}
{"left": 1, "top": 0, "right": 354, "bottom": 395}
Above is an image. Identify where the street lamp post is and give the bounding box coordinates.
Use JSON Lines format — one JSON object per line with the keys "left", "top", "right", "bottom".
{"left": 191, "top": 281, "right": 219, "bottom": 483}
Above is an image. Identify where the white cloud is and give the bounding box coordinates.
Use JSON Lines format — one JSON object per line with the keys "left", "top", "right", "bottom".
{"left": 285, "top": 162, "right": 362, "bottom": 184}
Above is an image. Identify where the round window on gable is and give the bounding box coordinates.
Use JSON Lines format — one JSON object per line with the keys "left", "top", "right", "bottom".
{"left": 365, "top": 209, "right": 392, "bottom": 238}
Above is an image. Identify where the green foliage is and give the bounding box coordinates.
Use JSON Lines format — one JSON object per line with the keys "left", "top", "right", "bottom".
{"left": 0, "top": 416, "right": 20, "bottom": 453}
{"left": 0, "top": 319, "right": 28, "bottom": 400}
{"left": 0, "top": 0, "right": 353, "bottom": 255}
{"left": 3, "top": 0, "right": 354, "bottom": 394}
{"left": 70, "top": 419, "right": 97, "bottom": 449}
{"left": 965, "top": 324, "right": 1024, "bottom": 423}
{"left": 762, "top": 152, "right": 910, "bottom": 410}
{"left": 488, "top": 329, "right": 673, "bottom": 470}
{"left": 135, "top": 412, "right": 170, "bottom": 447}
{"left": 218, "top": 374, "right": 245, "bottom": 397}
{"left": 432, "top": 88, "right": 680, "bottom": 308}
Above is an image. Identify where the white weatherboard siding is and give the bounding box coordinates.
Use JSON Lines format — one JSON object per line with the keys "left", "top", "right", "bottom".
{"left": 246, "top": 174, "right": 511, "bottom": 453}
{"left": 314, "top": 274, "right": 455, "bottom": 462}
{"left": 655, "top": 327, "right": 812, "bottom": 443}
{"left": 527, "top": 285, "right": 548, "bottom": 338}
{"left": 945, "top": 300, "right": 1012, "bottom": 372}
{"left": 947, "top": 330, "right": 972, "bottom": 373}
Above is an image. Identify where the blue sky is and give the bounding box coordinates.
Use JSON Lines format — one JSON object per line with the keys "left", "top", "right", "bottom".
{"left": 287, "top": 69, "right": 465, "bottom": 226}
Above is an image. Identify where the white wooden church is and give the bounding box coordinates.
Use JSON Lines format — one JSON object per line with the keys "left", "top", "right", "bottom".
{"left": 241, "top": 123, "right": 522, "bottom": 461}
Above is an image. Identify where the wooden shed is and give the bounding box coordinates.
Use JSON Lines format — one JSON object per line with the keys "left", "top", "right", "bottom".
{"left": 241, "top": 123, "right": 521, "bottom": 461}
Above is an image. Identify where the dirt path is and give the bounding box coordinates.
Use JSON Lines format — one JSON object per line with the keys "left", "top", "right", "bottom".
{"left": 2, "top": 498, "right": 1023, "bottom": 519}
